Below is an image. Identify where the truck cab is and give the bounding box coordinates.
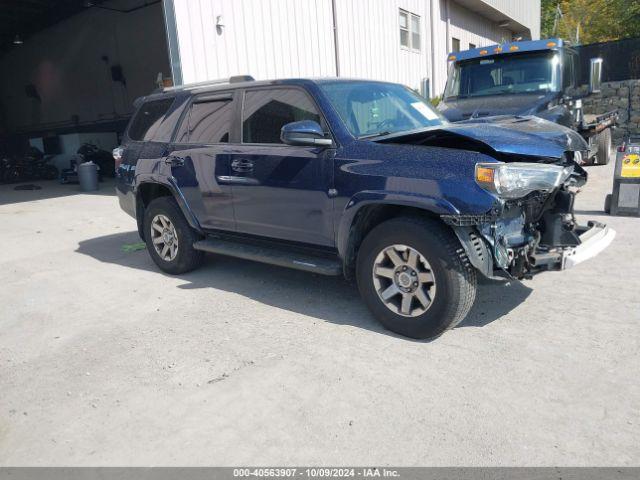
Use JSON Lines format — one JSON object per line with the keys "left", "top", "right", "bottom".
{"left": 439, "top": 38, "right": 616, "bottom": 165}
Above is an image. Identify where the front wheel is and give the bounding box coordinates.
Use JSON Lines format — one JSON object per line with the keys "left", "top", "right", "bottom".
{"left": 143, "top": 197, "right": 204, "bottom": 274}
{"left": 356, "top": 217, "right": 477, "bottom": 339}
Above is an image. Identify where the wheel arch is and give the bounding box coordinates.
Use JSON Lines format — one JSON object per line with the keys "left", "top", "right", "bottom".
{"left": 135, "top": 179, "right": 202, "bottom": 240}
{"left": 338, "top": 192, "right": 459, "bottom": 281}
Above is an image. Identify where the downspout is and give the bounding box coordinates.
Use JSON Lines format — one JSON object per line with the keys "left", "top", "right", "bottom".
{"left": 445, "top": 0, "right": 451, "bottom": 54}
{"left": 429, "top": 0, "right": 437, "bottom": 97}
{"left": 331, "top": 0, "right": 341, "bottom": 76}
{"left": 162, "top": 0, "right": 183, "bottom": 86}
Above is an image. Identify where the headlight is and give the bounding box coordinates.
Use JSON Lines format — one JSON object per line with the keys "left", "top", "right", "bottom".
{"left": 475, "top": 162, "right": 571, "bottom": 199}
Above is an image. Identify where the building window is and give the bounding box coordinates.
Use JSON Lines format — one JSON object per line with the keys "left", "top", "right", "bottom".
{"left": 469, "top": 43, "right": 476, "bottom": 50}
{"left": 452, "top": 37, "right": 461, "bottom": 52}
{"left": 399, "top": 9, "right": 420, "bottom": 51}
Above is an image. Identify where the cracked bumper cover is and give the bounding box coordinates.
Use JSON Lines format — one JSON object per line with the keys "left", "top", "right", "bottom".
{"left": 560, "top": 222, "right": 616, "bottom": 269}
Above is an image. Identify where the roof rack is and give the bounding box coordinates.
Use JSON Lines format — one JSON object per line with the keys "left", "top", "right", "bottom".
{"left": 163, "top": 75, "right": 255, "bottom": 92}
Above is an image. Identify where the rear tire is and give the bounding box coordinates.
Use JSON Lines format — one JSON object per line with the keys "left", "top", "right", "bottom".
{"left": 596, "top": 129, "right": 612, "bottom": 165}
{"left": 143, "top": 196, "right": 204, "bottom": 274}
{"left": 356, "top": 216, "right": 477, "bottom": 339}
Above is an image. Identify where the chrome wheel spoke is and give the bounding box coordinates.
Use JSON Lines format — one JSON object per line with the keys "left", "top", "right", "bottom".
{"left": 418, "top": 272, "right": 434, "bottom": 284}
{"left": 407, "top": 249, "right": 418, "bottom": 269}
{"left": 400, "top": 293, "right": 413, "bottom": 315}
{"left": 380, "top": 284, "right": 400, "bottom": 302}
{"left": 152, "top": 223, "right": 164, "bottom": 234}
{"left": 414, "top": 288, "right": 432, "bottom": 309}
{"left": 374, "top": 265, "right": 395, "bottom": 279}
{"left": 152, "top": 236, "right": 164, "bottom": 245}
{"left": 385, "top": 247, "right": 404, "bottom": 267}
{"left": 160, "top": 244, "right": 170, "bottom": 259}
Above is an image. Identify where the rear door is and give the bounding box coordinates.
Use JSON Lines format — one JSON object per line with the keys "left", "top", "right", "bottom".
{"left": 224, "top": 87, "right": 335, "bottom": 246}
{"left": 164, "top": 92, "right": 238, "bottom": 231}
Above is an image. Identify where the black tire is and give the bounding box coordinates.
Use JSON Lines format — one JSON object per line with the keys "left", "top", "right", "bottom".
{"left": 596, "top": 129, "right": 612, "bottom": 165}
{"left": 356, "top": 216, "right": 477, "bottom": 340}
{"left": 143, "top": 196, "right": 204, "bottom": 274}
{"left": 604, "top": 193, "right": 612, "bottom": 214}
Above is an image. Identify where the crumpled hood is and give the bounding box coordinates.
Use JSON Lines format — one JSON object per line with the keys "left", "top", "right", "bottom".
{"left": 376, "top": 115, "right": 588, "bottom": 159}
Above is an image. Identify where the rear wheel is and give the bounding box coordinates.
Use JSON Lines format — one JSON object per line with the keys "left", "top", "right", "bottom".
{"left": 143, "top": 197, "right": 204, "bottom": 274}
{"left": 596, "top": 128, "right": 612, "bottom": 165}
{"left": 356, "top": 216, "right": 477, "bottom": 339}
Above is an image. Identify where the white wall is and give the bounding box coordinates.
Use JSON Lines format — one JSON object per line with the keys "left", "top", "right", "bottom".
{"left": 172, "top": 0, "right": 337, "bottom": 83}
{"left": 0, "top": 1, "right": 171, "bottom": 133}
{"left": 171, "top": 0, "right": 531, "bottom": 97}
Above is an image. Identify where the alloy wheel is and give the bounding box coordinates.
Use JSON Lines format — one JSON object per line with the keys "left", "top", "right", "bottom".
{"left": 372, "top": 244, "right": 437, "bottom": 317}
{"left": 150, "top": 214, "right": 179, "bottom": 262}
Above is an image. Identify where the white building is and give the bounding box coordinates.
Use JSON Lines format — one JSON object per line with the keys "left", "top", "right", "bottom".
{"left": 165, "top": 0, "right": 541, "bottom": 97}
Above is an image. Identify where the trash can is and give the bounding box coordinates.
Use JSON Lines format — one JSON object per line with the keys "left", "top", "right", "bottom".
{"left": 78, "top": 161, "right": 99, "bottom": 191}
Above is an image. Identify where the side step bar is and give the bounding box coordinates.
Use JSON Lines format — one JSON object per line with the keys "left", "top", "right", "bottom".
{"left": 193, "top": 238, "right": 342, "bottom": 276}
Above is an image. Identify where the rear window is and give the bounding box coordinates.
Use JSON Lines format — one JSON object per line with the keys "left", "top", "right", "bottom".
{"left": 128, "top": 98, "right": 174, "bottom": 141}
{"left": 175, "top": 99, "right": 233, "bottom": 144}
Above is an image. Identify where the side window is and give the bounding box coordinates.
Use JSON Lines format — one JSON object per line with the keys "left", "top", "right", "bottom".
{"left": 128, "top": 98, "right": 174, "bottom": 141}
{"left": 181, "top": 100, "right": 232, "bottom": 144}
{"left": 242, "top": 89, "right": 321, "bottom": 144}
{"left": 563, "top": 52, "right": 579, "bottom": 90}
{"left": 563, "top": 54, "right": 575, "bottom": 89}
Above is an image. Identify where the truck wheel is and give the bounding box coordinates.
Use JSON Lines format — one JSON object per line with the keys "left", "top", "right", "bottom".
{"left": 356, "top": 216, "right": 477, "bottom": 339}
{"left": 604, "top": 193, "right": 612, "bottom": 214}
{"left": 143, "top": 197, "right": 204, "bottom": 274}
{"left": 596, "top": 129, "right": 612, "bottom": 165}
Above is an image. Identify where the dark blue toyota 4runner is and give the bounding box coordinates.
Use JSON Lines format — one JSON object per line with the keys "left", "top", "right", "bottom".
{"left": 114, "top": 77, "right": 615, "bottom": 339}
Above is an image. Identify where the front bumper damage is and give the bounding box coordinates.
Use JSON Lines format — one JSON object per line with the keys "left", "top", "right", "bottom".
{"left": 444, "top": 191, "right": 616, "bottom": 280}
{"left": 560, "top": 222, "right": 616, "bottom": 269}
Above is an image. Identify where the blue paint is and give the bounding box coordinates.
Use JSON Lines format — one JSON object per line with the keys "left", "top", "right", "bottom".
{"left": 116, "top": 78, "right": 585, "bottom": 258}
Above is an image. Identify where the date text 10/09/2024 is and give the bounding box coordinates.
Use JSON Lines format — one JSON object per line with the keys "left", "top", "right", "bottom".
{"left": 233, "top": 468, "right": 400, "bottom": 478}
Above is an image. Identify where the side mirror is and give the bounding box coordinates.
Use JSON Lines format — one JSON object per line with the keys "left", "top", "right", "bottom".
{"left": 281, "top": 120, "right": 332, "bottom": 147}
{"left": 589, "top": 58, "right": 603, "bottom": 94}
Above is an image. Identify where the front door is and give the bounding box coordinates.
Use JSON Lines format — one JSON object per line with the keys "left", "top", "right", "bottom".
{"left": 224, "top": 87, "right": 335, "bottom": 247}
{"left": 164, "top": 93, "right": 237, "bottom": 231}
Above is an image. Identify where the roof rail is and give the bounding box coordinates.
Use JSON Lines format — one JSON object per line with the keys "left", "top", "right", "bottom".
{"left": 163, "top": 75, "right": 255, "bottom": 92}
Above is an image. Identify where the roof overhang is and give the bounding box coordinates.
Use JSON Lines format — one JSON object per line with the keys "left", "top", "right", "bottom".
{"left": 452, "top": 0, "right": 533, "bottom": 39}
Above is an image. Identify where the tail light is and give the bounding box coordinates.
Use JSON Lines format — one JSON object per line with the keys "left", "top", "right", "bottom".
{"left": 618, "top": 143, "right": 626, "bottom": 153}
{"left": 112, "top": 146, "right": 124, "bottom": 172}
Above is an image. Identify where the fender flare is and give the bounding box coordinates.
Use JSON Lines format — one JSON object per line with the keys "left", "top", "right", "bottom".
{"left": 336, "top": 190, "right": 460, "bottom": 259}
{"left": 135, "top": 177, "right": 203, "bottom": 236}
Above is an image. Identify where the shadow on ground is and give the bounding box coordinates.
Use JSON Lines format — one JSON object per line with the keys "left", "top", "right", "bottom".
{"left": 76, "top": 231, "right": 533, "bottom": 339}
{"left": 0, "top": 179, "right": 116, "bottom": 206}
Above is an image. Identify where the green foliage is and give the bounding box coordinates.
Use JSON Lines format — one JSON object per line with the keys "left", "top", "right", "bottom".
{"left": 430, "top": 96, "right": 442, "bottom": 107}
{"left": 541, "top": 0, "right": 640, "bottom": 44}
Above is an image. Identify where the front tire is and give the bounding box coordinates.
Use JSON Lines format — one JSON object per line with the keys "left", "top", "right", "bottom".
{"left": 143, "top": 197, "right": 204, "bottom": 274}
{"left": 356, "top": 216, "right": 477, "bottom": 339}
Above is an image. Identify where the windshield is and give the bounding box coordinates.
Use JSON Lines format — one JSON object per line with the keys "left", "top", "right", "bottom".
{"left": 319, "top": 81, "right": 445, "bottom": 138}
{"left": 444, "top": 51, "right": 560, "bottom": 99}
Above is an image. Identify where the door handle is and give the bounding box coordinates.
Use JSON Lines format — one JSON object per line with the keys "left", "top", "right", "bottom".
{"left": 165, "top": 155, "right": 185, "bottom": 167}
{"left": 231, "top": 158, "right": 254, "bottom": 173}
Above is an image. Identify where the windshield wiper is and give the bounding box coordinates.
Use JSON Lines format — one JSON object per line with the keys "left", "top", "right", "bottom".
{"left": 358, "top": 131, "right": 392, "bottom": 140}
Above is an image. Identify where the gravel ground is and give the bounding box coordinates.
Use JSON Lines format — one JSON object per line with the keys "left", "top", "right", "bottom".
{"left": 0, "top": 161, "right": 638, "bottom": 466}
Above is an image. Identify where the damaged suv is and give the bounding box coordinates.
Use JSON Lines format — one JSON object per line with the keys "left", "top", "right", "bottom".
{"left": 115, "top": 77, "right": 615, "bottom": 339}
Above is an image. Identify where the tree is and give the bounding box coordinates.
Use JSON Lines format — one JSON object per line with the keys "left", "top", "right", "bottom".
{"left": 541, "top": 0, "right": 640, "bottom": 44}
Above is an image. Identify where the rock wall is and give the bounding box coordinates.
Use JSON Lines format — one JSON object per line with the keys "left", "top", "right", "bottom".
{"left": 582, "top": 80, "right": 640, "bottom": 143}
